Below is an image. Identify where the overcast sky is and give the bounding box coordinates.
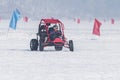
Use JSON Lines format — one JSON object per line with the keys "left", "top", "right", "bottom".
{"left": 0, "top": 0, "right": 120, "bottom": 19}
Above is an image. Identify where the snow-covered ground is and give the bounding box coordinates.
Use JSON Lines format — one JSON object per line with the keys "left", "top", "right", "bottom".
{"left": 0, "top": 19, "right": 120, "bottom": 80}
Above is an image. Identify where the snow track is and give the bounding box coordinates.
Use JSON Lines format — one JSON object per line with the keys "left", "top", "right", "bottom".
{"left": 0, "top": 19, "right": 120, "bottom": 80}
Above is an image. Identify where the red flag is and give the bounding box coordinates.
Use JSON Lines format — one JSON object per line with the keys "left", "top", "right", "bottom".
{"left": 92, "top": 18, "right": 102, "bottom": 36}
{"left": 23, "top": 16, "right": 28, "bottom": 22}
{"left": 111, "top": 18, "right": 114, "bottom": 24}
{"left": 77, "top": 18, "right": 80, "bottom": 24}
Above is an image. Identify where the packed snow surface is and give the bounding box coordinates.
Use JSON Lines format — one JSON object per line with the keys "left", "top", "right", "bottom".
{"left": 0, "top": 19, "right": 120, "bottom": 80}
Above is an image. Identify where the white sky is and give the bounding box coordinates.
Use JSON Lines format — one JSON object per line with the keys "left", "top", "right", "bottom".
{"left": 0, "top": 0, "right": 120, "bottom": 19}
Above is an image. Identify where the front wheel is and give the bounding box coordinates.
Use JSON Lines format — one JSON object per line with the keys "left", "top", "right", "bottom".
{"left": 30, "top": 39, "right": 38, "bottom": 51}
{"left": 69, "top": 40, "right": 74, "bottom": 51}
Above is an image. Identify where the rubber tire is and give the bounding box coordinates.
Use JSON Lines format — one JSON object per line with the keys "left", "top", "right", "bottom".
{"left": 69, "top": 40, "right": 74, "bottom": 51}
{"left": 30, "top": 39, "right": 38, "bottom": 51}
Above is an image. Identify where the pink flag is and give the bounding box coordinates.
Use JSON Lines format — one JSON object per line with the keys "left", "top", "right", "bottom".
{"left": 111, "top": 18, "right": 114, "bottom": 24}
{"left": 23, "top": 16, "right": 28, "bottom": 22}
{"left": 92, "top": 18, "right": 102, "bottom": 36}
{"left": 77, "top": 18, "right": 80, "bottom": 24}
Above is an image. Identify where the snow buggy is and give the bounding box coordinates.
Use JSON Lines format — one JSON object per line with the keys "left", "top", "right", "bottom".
{"left": 30, "top": 18, "right": 74, "bottom": 51}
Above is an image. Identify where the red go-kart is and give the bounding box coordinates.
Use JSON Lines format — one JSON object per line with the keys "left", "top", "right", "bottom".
{"left": 30, "top": 18, "right": 74, "bottom": 51}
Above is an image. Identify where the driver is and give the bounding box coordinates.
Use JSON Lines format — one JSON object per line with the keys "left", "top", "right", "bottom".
{"left": 49, "top": 25, "right": 61, "bottom": 41}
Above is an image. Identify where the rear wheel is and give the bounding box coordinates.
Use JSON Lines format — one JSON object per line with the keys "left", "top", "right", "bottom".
{"left": 69, "top": 40, "right": 74, "bottom": 51}
{"left": 55, "top": 46, "right": 63, "bottom": 51}
{"left": 30, "top": 39, "right": 38, "bottom": 51}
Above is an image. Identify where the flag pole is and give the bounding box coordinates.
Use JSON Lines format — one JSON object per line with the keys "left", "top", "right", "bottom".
{"left": 7, "top": 27, "right": 10, "bottom": 38}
